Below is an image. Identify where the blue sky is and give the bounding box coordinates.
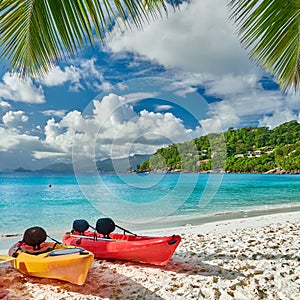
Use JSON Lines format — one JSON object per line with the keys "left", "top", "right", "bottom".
{"left": 0, "top": 0, "right": 299, "bottom": 171}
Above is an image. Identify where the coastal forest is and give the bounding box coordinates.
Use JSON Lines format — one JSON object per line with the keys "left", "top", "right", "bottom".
{"left": 137, "top": 120, "right": 300, "bottom": 173}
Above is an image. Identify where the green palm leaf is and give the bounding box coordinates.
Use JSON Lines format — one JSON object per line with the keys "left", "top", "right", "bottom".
{"left": 229, "top": 0, "right": 300, "bottom": 92}
{"left": 0, "top": 0, "right": 179, "bottom": 78}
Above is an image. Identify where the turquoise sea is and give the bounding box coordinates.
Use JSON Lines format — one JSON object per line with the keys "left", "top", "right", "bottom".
{"left": 1, "top": 172, "right": 300, "bottom": 249}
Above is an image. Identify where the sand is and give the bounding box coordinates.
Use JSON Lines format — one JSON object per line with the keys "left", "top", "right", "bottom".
{"left": 0, "top": 211, "right": 299, "bottom": 300}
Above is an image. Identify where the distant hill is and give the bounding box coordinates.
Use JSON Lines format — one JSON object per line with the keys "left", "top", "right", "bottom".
{"left": 97, "top": 154, "right": 152, "bottom": 172}
{"left": 37, "top": 163, "right": 74, "bottom": 172}
{"left": 16, "top": 154, "right": 152, "bottom": 173}
{"left": 13, "top": 167, "right": 33, "bottom": 172}
{"left": 137, "top": 120, "right": 300, "bottom": 174}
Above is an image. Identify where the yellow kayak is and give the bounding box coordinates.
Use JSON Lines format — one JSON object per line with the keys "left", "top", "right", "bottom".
{"left": 8, "top": 241, "right": 94, "bottom": 285}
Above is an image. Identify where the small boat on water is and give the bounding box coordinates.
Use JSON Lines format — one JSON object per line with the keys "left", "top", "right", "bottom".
{"left": 8, "top": 226, "right": 94, "bottom": 285}
{"left": 62, "top": 218, "right": 181, "bottom": 266}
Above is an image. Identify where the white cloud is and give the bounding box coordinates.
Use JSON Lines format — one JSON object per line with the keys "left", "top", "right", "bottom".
{"left": 164, "top": 71, "right": 298, "bottom": 133}
{"left": 105, "top": 0, "right": 300, "bottom": 135}
{"left": 259, "top": 110, "right": 300, "bottom": 129}
{"left": 204, "top": 74, "right": 260, "bottom": 97}
{"left": 80, "top": 58, "right": 102, "bottom": 78}
{"left": 0, "top": 73, "right": 45, "bottom": 104}
{"left": 2, "top": 110, "right": 29, "bottom": 127}
{"left": 40, "top": 58, "right": 112, "bottom": 92}
{"left": 155, "top": 105, "right": 173, "bottom": 111}
{"left": 0, "top": 125, "right": 42, "bottom": 154}
{"left": 200, "top": 115, "right": 236, "bottom": 133}
{"left": 123, "top": 92, "right": 157, "bottom": 102}
{"left": 107, "top": 0, "right": 300, "bottom": 132}
{"left": 93, "top": 81, "right": 113, "bottom": 92}
{"left": 32, "top": 151, "right": 67, "bottom": 160}
{"left": 0, "top": 126, "right": 21, "bottom": 150}
{"left": 40, "top": 65, "right": 81, "bottom": 87}
{"left": 42, "top": 110, "right": 68, "bottom": 118}
{"left": 201, "top": 84, "right": 290, "bottom": 132}
{"left": 108, "top": 0, "right": 256, "bottom": 76}
{"left": 42, "top": 93, "right": 200, "bottom": 161}
{"left": 0, "top": 100, "right": 11, "bottom": 109}
{"left": 0, "top": 125, "right": 53, "bottom": 170}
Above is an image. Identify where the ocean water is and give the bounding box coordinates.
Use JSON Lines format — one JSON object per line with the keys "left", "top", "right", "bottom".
{"left": 1, "top": 172, "right": 300, "bottom": 249}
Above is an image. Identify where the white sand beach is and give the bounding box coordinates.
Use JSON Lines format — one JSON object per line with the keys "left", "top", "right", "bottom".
{"left": 0, "top": 211, "right": 299, "bottom": 300}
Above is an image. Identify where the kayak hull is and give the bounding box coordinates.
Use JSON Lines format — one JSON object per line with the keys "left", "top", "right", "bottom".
{"left": 63, "top": 232, "right": 181, "bottom": 266}
{"left": 8, "top": 242, "right": 94, "bottom": 285}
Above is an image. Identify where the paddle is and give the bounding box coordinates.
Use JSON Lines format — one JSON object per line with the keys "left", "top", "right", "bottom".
{"left": 0, "top": 254, "right": 16, "bottom": 264}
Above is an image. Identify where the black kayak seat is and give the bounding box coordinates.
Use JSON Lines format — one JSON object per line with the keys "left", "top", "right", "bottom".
{"left": 96, "top": 218, "right": 116, "bottom": 238}
{"left": 72, "top": 219, "right": 90, "bottom": 234}
{"left": 23, "top": 226, "right": 47, "bottom": 250}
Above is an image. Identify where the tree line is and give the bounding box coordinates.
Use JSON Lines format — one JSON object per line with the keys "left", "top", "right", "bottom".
{"left": 137, "top": 120, "right": 300, "bottom": 173}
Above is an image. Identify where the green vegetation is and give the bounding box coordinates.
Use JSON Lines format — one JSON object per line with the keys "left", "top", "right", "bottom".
{"left": 0, "top": 0, "right": 180, "bottom": 78}
{"left": 1, "top": 1, "right": 300, "bottom": 92}
{"left": 137, "top": 120, "right": 300, "bottom": 173}
{"left": 229, "top": 0, "right": 300, "bottom": 93}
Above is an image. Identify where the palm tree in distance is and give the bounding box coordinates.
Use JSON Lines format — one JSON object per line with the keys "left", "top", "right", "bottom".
{"left": 1, "top": 0, "right": 299, "bottom": 94}
{"left": 0, "top": 0, "right": 179, "bottom": 78}
{"left": 229, "top": 0, "right": 300, "bottom": 93}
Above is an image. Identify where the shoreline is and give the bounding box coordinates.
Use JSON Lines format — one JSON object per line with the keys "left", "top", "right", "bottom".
{"left": 136, "top": 168, "right": 300, "bottom": 175}
{"left": 135, "top": 203, "right": 300, "bottom": 231}
{"left": 141, "top": 209, "right": 300, "bottom": 236}
{"left": 1, "top": 204, "right": 300, "bottom": 252}
{"left": 0, "top": 210, "right": 299, "bottom": 299}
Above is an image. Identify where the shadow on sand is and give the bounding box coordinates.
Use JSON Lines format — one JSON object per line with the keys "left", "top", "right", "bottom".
{"left": 0, "top": 261, "right": 165, "bottom": 300}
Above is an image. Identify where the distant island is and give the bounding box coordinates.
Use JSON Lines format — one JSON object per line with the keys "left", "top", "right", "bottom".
{"left": 14, "top": 167, "right": 33, "bottom": 173}
{"left": 137, "top": 120, "right": 300, "bottom": 174}
{"left": 11, "top": 154, "right": 151, "bottom": 173}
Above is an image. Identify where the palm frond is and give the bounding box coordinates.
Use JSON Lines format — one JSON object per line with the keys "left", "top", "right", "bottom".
{"left": 0, "top": 0, "right": 180, "bottom": 78}
{"left": 229, "top": 0, "right": 300, "bottom": 93}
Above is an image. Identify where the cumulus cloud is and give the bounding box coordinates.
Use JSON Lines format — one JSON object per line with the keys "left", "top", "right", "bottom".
{"left": 258, "top": 110, "right": 300, "bottom": 129}
{"left": 0, "top": 125, "right": 55, "bottom": 170}
{"left": 204, "top": 74, "right": 260, "bottom": 97}
{"left": 104, "top": 0, "right": 300, "bottom": 135}
{"left": 201, "top": 81, "right": 289, "bottom": 132}
{"left": 0, "top": 127, "right": 21, "bottom": 150}
{"left": 0, "top": 100, "right": 11, "bottom": 109}
{"left": 166, "top": 71, "right": 296, "bottom": 133}
{"left": 0, "top": 73, "right": 45, "bottom": 104}
{"left": 0, "top": 125, "right": 44, "bottom": 159}
{"left": 108, "top": 0, "right": 256, "bottom": 76}
{"left": 2, "top": 110, "right": 29, "bottom": 127}
{"left": 40, "top": 65, "right": 81, "bottom": 87}
{"left": 41, "top": 93, "right": 200, "bottom": 161}
{"left": 106, "top": 0, "right": 300, "bottom": 131}
{"left": 40, "top": 58, "right": 112, "bottom": 92}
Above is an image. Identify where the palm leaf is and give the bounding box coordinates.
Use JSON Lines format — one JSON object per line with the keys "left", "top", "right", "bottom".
{"left": 229, "top": 0, "right": 300, "bottom": 92}
{"left": 0, "top": 0, "right": 180, "bottom": 78}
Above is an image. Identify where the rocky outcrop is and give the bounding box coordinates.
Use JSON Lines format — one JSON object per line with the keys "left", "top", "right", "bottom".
{"left": 265, "top": 168, "right": 300, "bottom": 174}
{"left": 265, "top": 168, "right": 286, "bottom": 174}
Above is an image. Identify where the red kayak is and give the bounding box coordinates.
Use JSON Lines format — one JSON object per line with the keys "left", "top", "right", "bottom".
{"left": 62, "top": 218, "right": 181, "bottom": 266}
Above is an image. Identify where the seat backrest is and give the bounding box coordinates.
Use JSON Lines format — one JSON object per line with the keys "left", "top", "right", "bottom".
{"left": 23, "top": 226, "right": 47, "bottom": 250}
{"left": 96, "top": 218, "right": 115, "bottom": 237}
{"left": 72, "top": 219, "right": 90, "bottom": 234}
